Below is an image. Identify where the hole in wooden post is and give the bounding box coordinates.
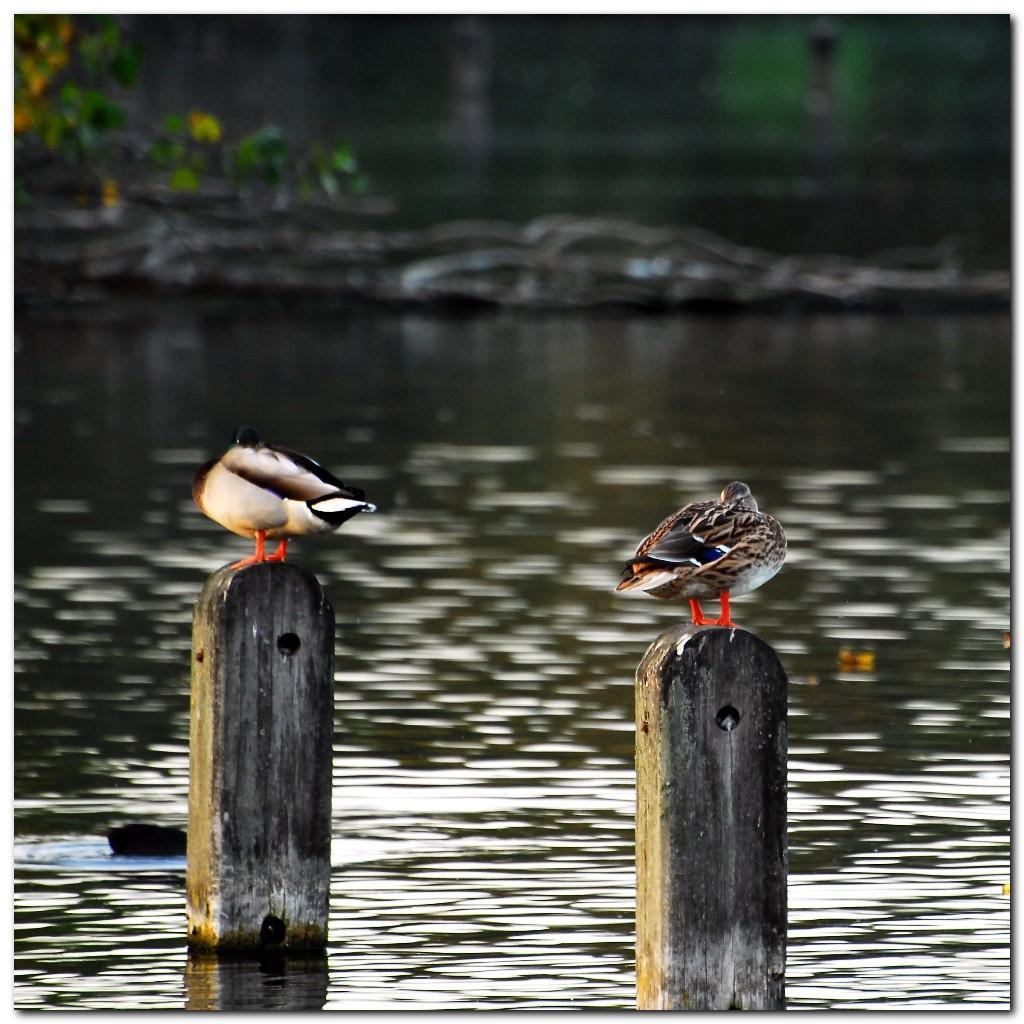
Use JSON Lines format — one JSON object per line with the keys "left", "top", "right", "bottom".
{"left": 260, "top": 913, "right": 286, "bottom": 945}
{"left": 277, "top": 632, "right": 300, "bottom": 656}
{"left": 716, "top": 705, "right": 741, "bottom": 731}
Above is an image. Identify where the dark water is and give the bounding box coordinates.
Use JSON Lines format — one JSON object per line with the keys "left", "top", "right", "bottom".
{"left": 14, "top": 303, "right": 1009, "bottom": 1009}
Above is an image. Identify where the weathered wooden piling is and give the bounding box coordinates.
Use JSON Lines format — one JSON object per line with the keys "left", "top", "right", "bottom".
{"left": 186, "top": 561, "right": 334, "bottom": 952}
{"left": 635, "top": 624, "right": 788, "bottom": 1010}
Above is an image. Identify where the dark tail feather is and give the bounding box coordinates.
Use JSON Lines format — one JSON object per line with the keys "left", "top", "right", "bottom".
{"left": 616, "top": 562, "right": 639, "bottom": 591}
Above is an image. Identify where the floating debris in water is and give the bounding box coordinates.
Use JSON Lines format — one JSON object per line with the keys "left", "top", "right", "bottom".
{"left": 107, "top": 823, "right": 186, "bottom": 856}
{"left": 838, "top": 648, "right": 876, "bottom": 672}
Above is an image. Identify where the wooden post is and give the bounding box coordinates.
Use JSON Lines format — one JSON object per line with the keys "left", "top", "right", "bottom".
{"left": 635, "top": 624, "right": 787, "bottom": 1010}
{"left": 186, "top": 561, "right": 334, "bottom": 952}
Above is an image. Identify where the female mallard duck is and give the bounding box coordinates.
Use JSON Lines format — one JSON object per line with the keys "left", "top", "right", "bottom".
{"left": 193, "top": 426, "right": 376, "bottom": 570}
{"left": 616, "top": 481, "right": 786, "bottom": 628}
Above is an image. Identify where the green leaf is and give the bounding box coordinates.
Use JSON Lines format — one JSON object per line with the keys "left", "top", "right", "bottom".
{"left": 40, "top": 114, "right": 65, "bottom": 149}
{"left": 149, "top": 139, "right": 174, "bottom": 167}
{"left": 149, "top": 138, "right": 186, "bottom": 168}
{"left": 331, "top": 141, "right": 356, "bottom": 174}
{"left": 109, "top": 41, "right": 143, "bottom": 87}
{"left": 169, "top": 166, "right": 199, "bottom": 192}
{"left": 233, "top": 138, "right": 256, "bottom": 174}
{"left": 78, "top": 32, "right": 107, "bottom": 79}
{"left": 80, "top": 90, "right": 125, "bottom": 132}
{"left": 101, "top": 19, "right": 120, "bottom": 50}
{"left": 231, "top": 125, "right": 290, "bottom": 185}
{"left": 162, "top": 113, "right": 185, "bottom": 135}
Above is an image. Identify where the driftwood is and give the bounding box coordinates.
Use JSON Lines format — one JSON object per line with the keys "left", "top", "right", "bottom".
{"left": 14, "top": 178, "right": 1009, "bottom": 311}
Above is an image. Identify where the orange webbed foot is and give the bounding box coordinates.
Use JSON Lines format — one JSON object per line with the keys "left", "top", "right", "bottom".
{"left": 715, "top": 591, "right": 738, "bottom": 627}
{"left": 689, "top": 593, "right": 739, "bottom": 628}
{"left": 229, "top": 530, "right": 268, "bottom": 570}
{"left": 689, "top": 599, "right": 716, "bottom": 626}
{"left": 228, "top": 553, "right": 263, "bottom": 570}
{"left": 264, "top": 538, "right": 288, "bottom": 563}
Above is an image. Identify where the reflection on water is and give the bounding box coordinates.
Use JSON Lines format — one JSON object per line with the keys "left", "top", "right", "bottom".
{"left": 185, "top": 953, "right": 330, "bottom": 1011}
{"left": 14, "top": 304, "right": 1009, "bottom": 1009}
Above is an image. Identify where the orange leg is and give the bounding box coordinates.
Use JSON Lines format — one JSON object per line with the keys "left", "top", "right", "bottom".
{"left": 689, "top": 592, "right": 738, "bottom": 628}
{"left": 715, "top": 591, "right": 737, "bottom": 628}
{"left": 229, "top": 529, "right": 268, "bottom": 570}
{"left": 265, "top": 538, "right": 289, "bottom": 562}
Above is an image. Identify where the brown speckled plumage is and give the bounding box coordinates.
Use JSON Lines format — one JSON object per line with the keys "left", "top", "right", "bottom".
{"left": 616, "top": 481, "right": 786, "bottom": 627}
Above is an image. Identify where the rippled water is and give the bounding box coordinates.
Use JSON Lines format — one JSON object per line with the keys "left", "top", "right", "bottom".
{"left": 14, "top": 305, "right": 1009, "bottom": 1009}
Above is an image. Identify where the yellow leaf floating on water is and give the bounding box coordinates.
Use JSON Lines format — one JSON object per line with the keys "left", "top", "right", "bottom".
{"left": 838, "top": 648, "right": 876, "bottom": 672}
{"left": 101, "top": 178, "right": 120, "bottom": 208}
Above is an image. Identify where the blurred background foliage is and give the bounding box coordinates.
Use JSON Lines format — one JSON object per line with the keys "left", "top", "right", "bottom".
{"left": 13, "top": 14, "right": 1010, "bottom": 273}
{"left": 14, "top": 13, "right": 367, "bottom": 206}
{"left": 14, "top": 15, "right": 137, "bottom": 181}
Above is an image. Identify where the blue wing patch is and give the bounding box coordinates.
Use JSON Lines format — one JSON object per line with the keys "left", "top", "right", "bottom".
{"left": 692, "top": 545, "right": 729, "bottom": 566}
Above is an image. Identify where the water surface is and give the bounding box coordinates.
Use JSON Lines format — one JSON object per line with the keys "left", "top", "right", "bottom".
{"left": 14, "top": 304, "right": 1010, "bottom": 1009}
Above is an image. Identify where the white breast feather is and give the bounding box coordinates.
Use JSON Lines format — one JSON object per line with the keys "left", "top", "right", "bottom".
{"left": 202, "top": 463, "right": 288, "bottom": 537}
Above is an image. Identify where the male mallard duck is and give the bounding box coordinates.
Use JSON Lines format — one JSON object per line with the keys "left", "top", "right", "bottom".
{"left": 193, "top": 426, "right": 376, "bottom": 570}
{"left": 616, "top": 481, "right": 786, "bottom": 628}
